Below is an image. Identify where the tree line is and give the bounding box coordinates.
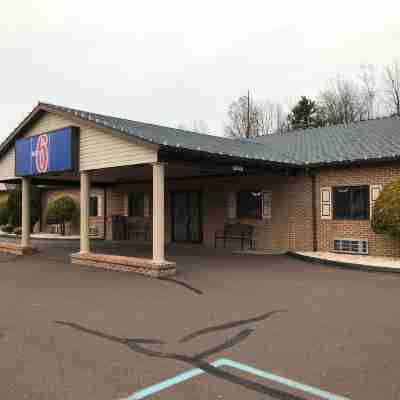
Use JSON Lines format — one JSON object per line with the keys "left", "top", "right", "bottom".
{"left": 224, "top": 59, "right": 400, "bottom": 138}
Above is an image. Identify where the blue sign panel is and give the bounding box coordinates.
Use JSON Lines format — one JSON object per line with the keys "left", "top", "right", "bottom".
{"left": 15, "top": 127, "right": 79, "bottom": 176}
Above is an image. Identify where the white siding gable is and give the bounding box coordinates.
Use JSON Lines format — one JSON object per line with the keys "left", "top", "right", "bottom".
{"left": 0, "top": 149, "right": 16, "bottom": 180}
{"left": 0, "top": 111, "right": 159, "bottom": 180}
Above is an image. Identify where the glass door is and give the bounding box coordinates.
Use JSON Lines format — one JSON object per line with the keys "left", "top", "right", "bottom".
{"left": 171, "top": 191, "right": 202, "bottom": 243}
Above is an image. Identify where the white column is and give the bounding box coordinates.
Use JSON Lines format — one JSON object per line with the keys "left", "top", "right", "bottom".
{"left": 80, "top": 171, "right": 90, "bottom": 254}
{"left": 21, "top": 177, "right": 31, "bottom": 248}
{"left": 152, "top": 162, "right": 165, "bottom": 263}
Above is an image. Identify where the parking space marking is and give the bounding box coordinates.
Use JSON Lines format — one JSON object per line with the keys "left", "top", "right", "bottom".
{"left": 123, "top": 358, "right": 351, "bottom": 400}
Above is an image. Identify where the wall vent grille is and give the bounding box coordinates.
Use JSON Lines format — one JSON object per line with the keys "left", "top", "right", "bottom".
{"left": 332, "top": 239, "right": 368, "bottom": 255}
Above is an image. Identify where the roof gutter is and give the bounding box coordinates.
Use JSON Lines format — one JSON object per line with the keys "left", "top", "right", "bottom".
{"left": 304, "top": 155, "right": 400, "bottom": 169}
{"left": 158, "top": 146, "right": 303, "bottom": 171}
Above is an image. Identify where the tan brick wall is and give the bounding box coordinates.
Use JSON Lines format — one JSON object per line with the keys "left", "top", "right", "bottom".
{"left": 37, "top": 162, "right": 400, "bottom": 257}
{"left": 114, "top": 171, "right": 314, "bottom": 253}
{"left": 316, "top": 163, "right": 400, "bottom": 257}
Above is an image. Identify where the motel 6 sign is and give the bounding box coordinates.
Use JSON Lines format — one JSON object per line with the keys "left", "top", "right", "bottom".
{"left": 34, "top": 134, "right": 49, "bottom": 174}
{"left": 15, "top": 127, "right": 79, "bottom": 177}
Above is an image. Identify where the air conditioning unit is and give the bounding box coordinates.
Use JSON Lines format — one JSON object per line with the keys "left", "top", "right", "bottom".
{"left": 332, "top": 239, "right": 368, "bottom": 255}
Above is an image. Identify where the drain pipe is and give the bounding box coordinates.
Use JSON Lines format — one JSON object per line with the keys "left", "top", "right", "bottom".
{"left": 103, "top": 187, "right": 107, "bottom": 240}
{"left": 310, "top": 169, "right": 318, "bottom": 252}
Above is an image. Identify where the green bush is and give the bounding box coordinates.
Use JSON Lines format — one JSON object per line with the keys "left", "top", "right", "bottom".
{"left": 6, "top": 186, "right": 40, "bottom": 229}
{"left": 371, "top": 178, "right": 400, "bottom": 239}
{"left": 0, "top": 206, "right": 8, "bottom": 226}
{"left": 1, "top": 225, "right": 13, "bottom": 234}
{"left": 46, "top": 196, "right": 78, "bottom": 235}
{"left": 6, "top": 188, "right": 21, "bottom": 227}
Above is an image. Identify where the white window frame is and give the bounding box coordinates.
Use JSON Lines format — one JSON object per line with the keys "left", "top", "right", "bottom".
{"left": 320, "top": 187, "right": 332, "bottom": 220}
{"left": 370, "top": 184, "right": 383, "bottom": 220}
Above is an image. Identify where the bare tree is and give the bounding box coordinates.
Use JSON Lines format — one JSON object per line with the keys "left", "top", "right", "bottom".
{"left": 255, "top": 100, "right": 278, "bottom": 135}
{"left": 359, "top": 63, "right": 377, "bottom": 119}
{"left": 382, "top": 60, "right": 400, "bottom": 116}
{"left": 318, "top": 76, "right": 368, "bottom": 125}
{"left": 224, "top": 95, "right": 259, "bottom": 138}
{"left": 224, "top": 95, "right": 287, "bottom": 138}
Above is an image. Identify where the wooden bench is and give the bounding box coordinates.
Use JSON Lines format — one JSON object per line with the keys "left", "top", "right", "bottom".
{"left": 215, "top": 223, "right": 255, "bottom": 250}
{"left": 127, "top": 221, "right": 151, "bottom": 241}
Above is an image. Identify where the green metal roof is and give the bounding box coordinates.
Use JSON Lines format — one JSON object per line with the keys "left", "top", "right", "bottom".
{"left": 2, "top": 102, "right": 400, "bottom": 169}
{"left": 39, "top": 103, "right": 299, "bottom": 166}
{"left": 255, "top": 116, "right": 400, "bottom": 166}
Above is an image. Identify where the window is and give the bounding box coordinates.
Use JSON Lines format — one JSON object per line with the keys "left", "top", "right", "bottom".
{"left": 237, "top": 191, "right": 262, "bottom": 219}
{"left": 128, "top": 193, "right": 145, "bottom": 217}
{"left": 333, "top": 186, "right": 369, "bottom": 220}
{"left": 89, "top": 196, "right": 98, "bottom": 217}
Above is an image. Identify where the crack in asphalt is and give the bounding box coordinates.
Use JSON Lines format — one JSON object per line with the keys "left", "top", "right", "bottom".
{"left": 179, "top": 310, "right": 287, "bottom": 343}
{"left": 157, "top": 277, "right": 204, "bottom": 295}
{"left": 53, "top": 310, "right": 304, "bottom": 399}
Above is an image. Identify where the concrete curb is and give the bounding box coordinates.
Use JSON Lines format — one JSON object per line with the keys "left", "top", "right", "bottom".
{"left": 0, "top": 232, "right": 102, "bottom": 241}
{"left": 0, "top": 242, "right": 39, "bottom": 256}
{"left": 286, "top": 251, "right": 400, "bottom": 274}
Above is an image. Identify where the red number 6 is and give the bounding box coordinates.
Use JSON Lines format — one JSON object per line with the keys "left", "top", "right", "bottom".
{"left": 35, "top": 134, "right": 49, "bottom": 174}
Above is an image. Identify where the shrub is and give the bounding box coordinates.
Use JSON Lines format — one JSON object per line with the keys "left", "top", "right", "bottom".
{"left": 0, "top": 206, "right": 8, "bottom": 226}
{"left": 371, "top": 178, "right": 400, "bottom": 239}
{"left": 6, "top": 186, "right": 40, "bottom": 229}
{"left": 1, "top": 225, "right": 14, "bottom": 234}
{"left": 46, "top": 196, "right": 78, "bottom": 235}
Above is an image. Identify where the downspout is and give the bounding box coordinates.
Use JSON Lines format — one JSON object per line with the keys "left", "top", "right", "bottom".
{"left": 310, "top": 170, "right": 318, "bottom": 252}
{"left": 103, "top": 187, "right": 107, "bottom": 240}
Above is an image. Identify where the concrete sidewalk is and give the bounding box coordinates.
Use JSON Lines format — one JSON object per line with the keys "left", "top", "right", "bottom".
{"left": 292, "top": 251, "right": 400, "bottom": 273}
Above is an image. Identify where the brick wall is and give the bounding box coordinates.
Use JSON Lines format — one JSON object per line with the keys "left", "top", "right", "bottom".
{"left": 37, "top": 162, "right": 400, "bottom": 257}
{"left": 114, "top": 171, "right": 314, "bottom": 253}
{"left": 316, "top": 162, "right": 400, "bottom": 256}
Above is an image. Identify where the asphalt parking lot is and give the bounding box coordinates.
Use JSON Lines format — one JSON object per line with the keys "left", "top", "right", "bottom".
{"left": 2, "top": 239, "right": 400, "bottom": 399}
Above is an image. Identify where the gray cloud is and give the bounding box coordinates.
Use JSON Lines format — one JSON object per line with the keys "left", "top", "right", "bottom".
{"left": 1, "top": 0, "right": 399, "bottom": 141}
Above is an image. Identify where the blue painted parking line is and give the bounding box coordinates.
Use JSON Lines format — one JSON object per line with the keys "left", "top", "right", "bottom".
{"left": 122, "top": 358, "right": 351, "bottom": 400}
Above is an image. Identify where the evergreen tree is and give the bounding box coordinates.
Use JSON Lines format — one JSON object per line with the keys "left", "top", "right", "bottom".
{"left": 372, "top": 178, "right": 400, "bottom": 239}
{"left": 288, "top": 96, "right": 320, "bottom": 130}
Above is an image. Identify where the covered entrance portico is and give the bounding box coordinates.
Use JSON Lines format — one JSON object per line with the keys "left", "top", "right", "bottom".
{"left": 11, "top": 156, "right": 288, "bottom": 276}
{"left": 70, "top": 161, "right": 176, "bottom": 276}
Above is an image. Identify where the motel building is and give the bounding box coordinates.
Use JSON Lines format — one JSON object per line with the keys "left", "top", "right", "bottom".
{"left": 0, "top": 103, "right": 400, "bottom": 275}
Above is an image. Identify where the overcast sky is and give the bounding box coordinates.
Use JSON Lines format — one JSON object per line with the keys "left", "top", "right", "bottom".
{"left": 1, "top": 0, "right": 399, "bottom": 142}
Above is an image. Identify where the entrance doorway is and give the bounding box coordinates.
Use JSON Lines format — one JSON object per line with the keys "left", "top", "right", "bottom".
{"left": 171, "top": 191, "right": 202, "bottom": 243}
